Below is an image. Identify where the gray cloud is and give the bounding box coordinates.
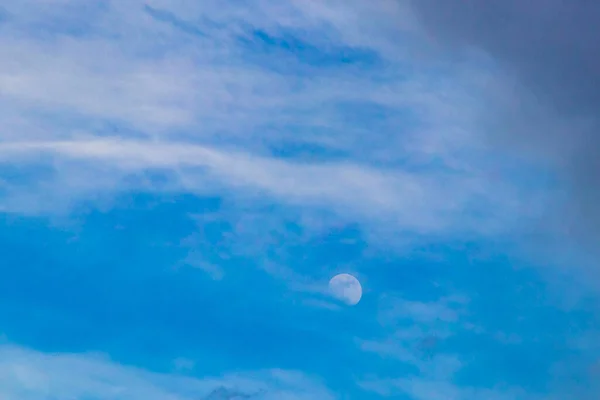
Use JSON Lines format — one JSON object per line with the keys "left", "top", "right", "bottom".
{"left": 204, "top": 386, "right": 258, "bottom": 399}
{"left": 408, "top": 1, "right": 600, "bottom": 253}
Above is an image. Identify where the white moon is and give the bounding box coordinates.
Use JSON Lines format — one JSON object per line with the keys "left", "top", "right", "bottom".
{"left": 328, "top": 273, "right": 362, "bottom": 306}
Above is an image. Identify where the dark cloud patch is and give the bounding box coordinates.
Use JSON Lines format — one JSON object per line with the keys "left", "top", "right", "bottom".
{"left": 204, "top": 386, "right": 263, "bottom": 399}
{"left": 408, "top": 1, "right": 600, "bottom": 253}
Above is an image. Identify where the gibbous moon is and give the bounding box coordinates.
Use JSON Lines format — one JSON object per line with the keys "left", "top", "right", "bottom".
{"left": 328, "top": 273, "right": 362, "bottom": 306}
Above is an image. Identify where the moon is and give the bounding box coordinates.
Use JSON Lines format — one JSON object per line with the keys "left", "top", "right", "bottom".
{"left": 328, "top": 273, "right": 362, "bottom": 305}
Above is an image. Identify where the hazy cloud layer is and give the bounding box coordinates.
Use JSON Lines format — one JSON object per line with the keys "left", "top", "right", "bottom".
{"left": 409, "top": 1, "right": 600, "bottom": 254}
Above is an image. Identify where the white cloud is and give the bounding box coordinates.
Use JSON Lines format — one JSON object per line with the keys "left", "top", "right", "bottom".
{"left": 0, "top": 344, "right": 335, "bottom": 400}
{"left": 0, "top": 0, "right": 551, "bottom": 247}
{"left": 356, "top": 294, "right": 545, "bottom": 400}
{"left": 357, "top": 293, "right": 469, "bottom": 370}
{"left": 377, "top": 294, "right": 468, "bottom": 326}
{"left": 0, "top": 137, "right": 515, "bottom": 237}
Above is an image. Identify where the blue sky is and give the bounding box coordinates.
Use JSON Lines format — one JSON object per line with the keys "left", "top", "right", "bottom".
{"left": 0, "top": 1, "right": 599, "bottom": 399}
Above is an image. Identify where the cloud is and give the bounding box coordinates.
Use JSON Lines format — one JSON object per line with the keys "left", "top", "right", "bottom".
{"left": 357, "top": 293, "right": 470, "bottom": 366}
{"left": 377, "top": 294, "right": 467, "bottom": 325}
{"left": 357, "top": 296, "right": 524, "bottom": 400}
{"left": 357, "top": 295, "right": 516, "bottom": 400}
{"left": 0, "top": 344, "right": 335, "bottom": 400}
{"left": 0, "top": 0, "right": 547, "bottom": 246}
{"left": 408, "top": 1, "right": 600, "bottom": 256}
{"left": 360, "top": 378, "right": 534, "bottom": 400}
{"left": 0, "top": 137, "right": 524, "bottom": 237}
{"left": 357, "top": 288, "right": 600, "bottom": 400}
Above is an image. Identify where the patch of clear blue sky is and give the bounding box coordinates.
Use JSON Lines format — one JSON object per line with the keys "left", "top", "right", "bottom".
{"left": 0, "top": 193, "right": 376, "bottom": 397}
{"left": 2, "top": 189, "right": 599, "bottom": 397}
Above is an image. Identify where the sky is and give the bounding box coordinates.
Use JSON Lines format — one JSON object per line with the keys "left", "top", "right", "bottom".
{"left": 0, "top": 1, "right": 599, "bottom": 399}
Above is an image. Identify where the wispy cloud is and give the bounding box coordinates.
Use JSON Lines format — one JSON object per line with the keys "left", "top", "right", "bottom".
{"left": 0, "top": 0, "right": 542, "bottom": 244}
{"left": 0, "top": 344, "right": 335, "bottom": 400}
{"left": 360, "top": 378, "right": 534, "bottom": 400}
{"left": 356, "top": 287, "right": 600, "bottom": 400}
{"left": 358, "top": 291, "right": 534, "bottom": 399}
{"left": 357, "top": 293, "right": 470, "bottom": 367}
{"left": 0, "top": 138, "right": 494, "bottom": 231}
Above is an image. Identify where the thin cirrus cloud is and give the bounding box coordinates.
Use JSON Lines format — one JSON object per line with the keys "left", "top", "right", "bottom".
{"left": 0, "top": 344, "right": 334, "bottom": 400}
{"left": 0, "top": 138, "right": 507, "bottom": 234}
{"left": 0, "top": 0, "right": 542, "bottom": 241}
